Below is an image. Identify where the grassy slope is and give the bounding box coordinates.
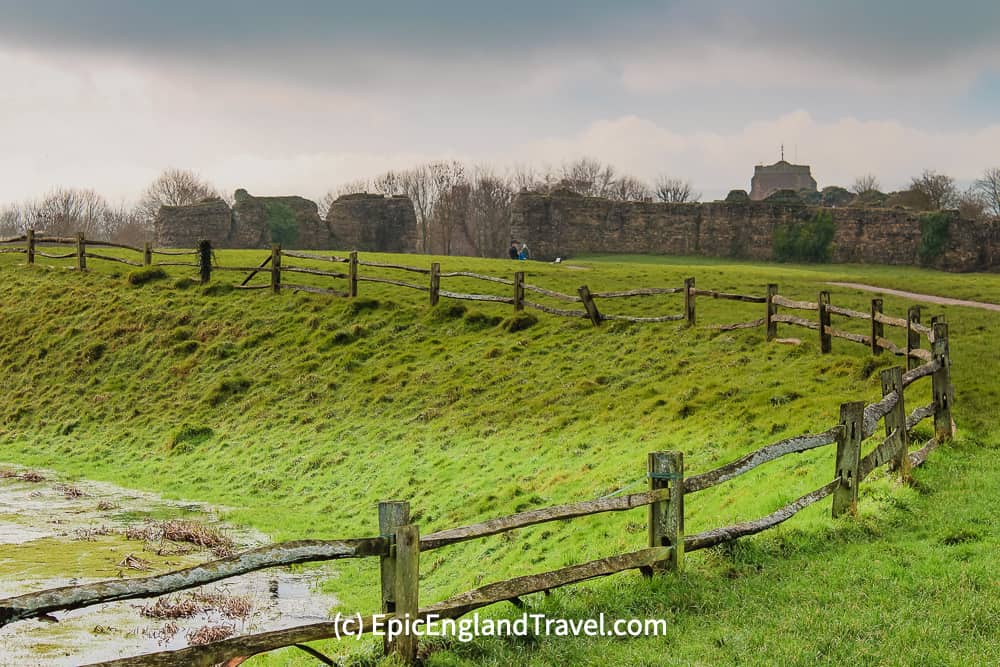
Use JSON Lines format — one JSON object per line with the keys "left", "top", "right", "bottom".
{"left": 0, "top": 251, "right": 997, "bottom": 665}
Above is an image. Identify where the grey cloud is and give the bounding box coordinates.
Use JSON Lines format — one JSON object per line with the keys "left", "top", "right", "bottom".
{"left": 0, "top": 1, "right": 997, "bottom": 98}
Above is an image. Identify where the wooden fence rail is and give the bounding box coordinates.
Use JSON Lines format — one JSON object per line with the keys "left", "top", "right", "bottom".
{"left": 0, "top": 331, "right": 953, "bottom": 667}
{"left": 1, "top": 229, "right": 214, "bottom": 281}
{"left": 0, "top": 233, "right": 960, "bottom": 665}
{"left": 3, "top": 232, "right": 947, "bottom": 355}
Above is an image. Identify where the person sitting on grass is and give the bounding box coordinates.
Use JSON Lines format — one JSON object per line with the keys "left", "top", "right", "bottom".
{"left": 518, "top": 242, "right": 530, "bottom": 260}
{"left": 508, "top": 240, "right": 520, "bottom": 259}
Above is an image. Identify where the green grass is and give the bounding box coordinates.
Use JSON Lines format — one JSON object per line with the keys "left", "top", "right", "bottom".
{"left": 0, "top": 250, "right": 997, "bottom": 665}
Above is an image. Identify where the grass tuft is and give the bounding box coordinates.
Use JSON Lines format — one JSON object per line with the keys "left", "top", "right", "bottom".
{"left": 126, "top": 267, "right": 168, "bottom": 285}
{"left": 502, "top": 312, "right": 538, "bottom": 332}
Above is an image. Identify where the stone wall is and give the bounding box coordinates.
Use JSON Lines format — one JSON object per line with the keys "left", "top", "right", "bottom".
{"left": 154, "top": 198, "right": 232, "bottom": 248}
{"left": 326, "top": 193, "right": 419, "bottom": 253}
{"left": 155, "top": 190, "right": 419, "bottom": 252}
{"left": 510, "top": 190, "right": 998, "bottom": 272}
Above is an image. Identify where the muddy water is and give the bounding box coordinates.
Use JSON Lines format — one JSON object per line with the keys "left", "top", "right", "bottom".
{"left": 0, "top": 466, "right": 340, "bottom": 666}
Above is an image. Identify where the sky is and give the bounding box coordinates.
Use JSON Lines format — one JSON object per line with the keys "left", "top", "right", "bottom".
{"left": 1, "top": 0, "right": 999, "bottom": 204}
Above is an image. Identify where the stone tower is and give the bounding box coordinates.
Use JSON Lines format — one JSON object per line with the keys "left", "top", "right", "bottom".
{"left": 750, "top": 160, "right": 817, "bottom": 200}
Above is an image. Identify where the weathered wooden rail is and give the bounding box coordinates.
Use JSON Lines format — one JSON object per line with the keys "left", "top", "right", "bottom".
{"left": 0, "top": 230, "right": 212, "bottom": 282}
{"left": 0, "top": 317, "right": 955, "bottom": 666}
{"left": 1, "top": 232, "right": 949, "bottom": 362}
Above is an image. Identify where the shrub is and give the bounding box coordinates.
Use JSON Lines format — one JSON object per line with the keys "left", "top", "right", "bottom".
{"left": 918, "top": 212, "right": 950, "bottom": 265}
{"left": 773, "top": 211, "right": 835, "bottom": 263}
{"left": 265, "top": 201, "right": 299, "bottom": 247}
{"left": 127, "top": 268, "right": 168, "bottom": 285}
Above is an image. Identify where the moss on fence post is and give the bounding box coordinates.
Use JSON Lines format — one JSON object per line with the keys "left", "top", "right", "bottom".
{"left": 833, "top": 402, "right": 864, "bottom": 518}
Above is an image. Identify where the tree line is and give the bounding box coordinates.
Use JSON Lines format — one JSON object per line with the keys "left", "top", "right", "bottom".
{"left": 1, "top": 161, "right": 997, "bottom": 258}
{"left": 318, "top": 158, "right": 700, "bottom": 257}
{"left": 0, "top": 169, "right": 221, "bottom": 246}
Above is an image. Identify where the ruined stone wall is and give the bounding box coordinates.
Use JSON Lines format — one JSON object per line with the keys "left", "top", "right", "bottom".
{"left": 155, "top": 190, "right": 419, "bottom": 252}
{"left": 154, "top": 198, "right": 232, "bottom": 248}
{"left": 510, "top": 191, "right": 998, "bottom": 272}
{"left": 230, "top": 189, "right": 329, "bottom": 249}
{"left": 326, "top": 194, "right": 419, "bottom": 253}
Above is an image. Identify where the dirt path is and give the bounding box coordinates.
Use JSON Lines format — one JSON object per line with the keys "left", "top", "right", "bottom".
{"left": 826, "top": 282, "right": 1000, "bottom": 313}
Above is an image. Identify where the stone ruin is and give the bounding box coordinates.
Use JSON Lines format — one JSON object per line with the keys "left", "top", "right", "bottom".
{"left": 750, "top": 160, "right": 818, "bottom": 201}
{"left": 154, "top": 189, "right": 418, "bottom": 252}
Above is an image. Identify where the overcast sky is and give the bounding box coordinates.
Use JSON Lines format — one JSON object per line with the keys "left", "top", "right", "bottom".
{"left": 1, "top": 0, "right": 999, "bottom": 204}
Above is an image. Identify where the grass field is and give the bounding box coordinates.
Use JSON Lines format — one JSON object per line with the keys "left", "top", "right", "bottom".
{"left": 0, "top": 249, "right": 997, "bottom": 666}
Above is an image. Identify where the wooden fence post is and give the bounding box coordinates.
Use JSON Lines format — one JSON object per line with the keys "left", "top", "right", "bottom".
{"left": 26, "top": 229, "right": 34, "bottom": 265}
{"left": 646, "top": 451, "right": 684, "bottom": 573}
{"left": 379, "top": 501, "right": 410, "bottom": 658}
{"left": 880, "top": 366, "right": 910, "bottom": 480}
{"left": 906, "top": 306, "right": 921, "bottom": 370}
{"left": 393, "top": 524, "right": 420, "bottom": 665}
{"left": 766, "top": 283, "right": 778, "bottom": 341}
{"left": 832, "top": 401, "right": 864, "bottom": 518}
{"left": 198, "top": 240, "right": 212, "bottom": 284}
{"left": 76, "top": 232, "right": 87, "bottom": 271}
{"left": 270, "top": 244, "right": 281, "bottom": 294}
{"left": 684, "top": 277, "right": 695, "bottom": 326}
{"left": 818, "top": 291, "right": 832, "bottom": 353}
{"left": 349, "top": 251, "right": 359, "bottom": 298}
{"left": 143, "top": 241, "right": 152, "bottom": 266}
{"left": 578, "top": 285, "right": 602, "bottom": 326}
{"left": 513, "top": 271, "right": 524, "bottom": 312}
{"left": 429, "top": 262, "right": 440, "bottom": 306}
{"left": 870, "top": 298, "right": 883, "bottom": 355}
{"left": 931, "top": 321, "right": 954, "bottom": 441}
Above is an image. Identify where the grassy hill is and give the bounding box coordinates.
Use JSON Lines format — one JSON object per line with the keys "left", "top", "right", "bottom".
{"left": 0, "top": 251, "right": 997, "bottom": 665}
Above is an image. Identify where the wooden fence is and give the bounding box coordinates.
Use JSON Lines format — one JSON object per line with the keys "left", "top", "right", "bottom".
{"left": 0, "top": 233, "right": 946, "bottom": 366}
{"left": 0, "top": 231, "right": 213, "bottom": 283}
{"left": 0, "top": 315, "right": 954, "bottom": 666}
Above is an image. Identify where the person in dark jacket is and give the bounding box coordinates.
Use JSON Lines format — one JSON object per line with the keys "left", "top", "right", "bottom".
{"left": 508, "top": 240, "right": 520, "bottom": 259}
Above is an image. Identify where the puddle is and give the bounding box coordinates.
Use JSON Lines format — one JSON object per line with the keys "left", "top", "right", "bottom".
{"left": 0, "top": 465, "right": 341, "bottom": 665}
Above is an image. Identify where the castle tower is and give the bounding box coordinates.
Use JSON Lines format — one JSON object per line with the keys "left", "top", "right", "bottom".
{"left": 749, "top": 157, "right": 817, "bottom": 200}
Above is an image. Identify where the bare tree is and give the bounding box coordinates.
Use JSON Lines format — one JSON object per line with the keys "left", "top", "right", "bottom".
{"left": 0, "top": 203, "right": 27, "bottom": 236}
{"left": 30, "top": 188, "right": 109, "bottom": 237}
{"left": 468, "top": 169, "right": 515, "bottom": 257}
{"left": 653, "top": 176, "right": 700, "bottom": 203}
{"left": 975, "top": 167, "right": 1000, "bottom": 218}
{"left": 399, "top": 165, "right": 436, "bottom": 253}
{"left": 318, "top": 178, "right": 372, "bottom": 217}
{"left": 559, "top": 158, "right": 617, "bottom": 198}
{"left": 371, "top": 171, "right": 403, "bottom": 196}
{"left": 104, "top": 202, "right": 152, "bottom": 245}
{"left": 139, "top": 168, "right": 220, "bottom": 223}
{"left": 909, "top": 170, "right": 958, "bottom": 210}
{"left": 957, "top": 187, "right": 987, "bottom": 221}
{"left": 610, "top": 175, "right": 653, "bottom": 202}
{"left": 427, "top": 161, "right": 468, "bottom": 254}
{"left": 850, "top": 173, "right": 881, "bottom": 195}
